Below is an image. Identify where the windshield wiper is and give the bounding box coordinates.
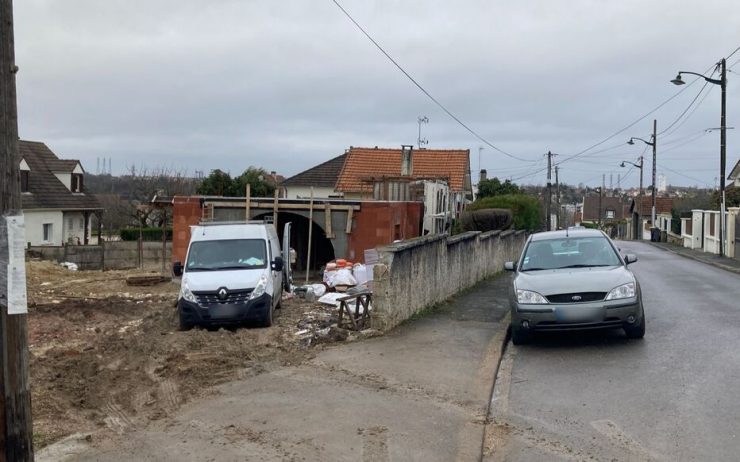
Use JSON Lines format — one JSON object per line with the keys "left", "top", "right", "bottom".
{"left": 557, "top": 264, "right": 613, "bottom": 269}
{"left": 521, "top": 267, "right": 549, "bottom": 272}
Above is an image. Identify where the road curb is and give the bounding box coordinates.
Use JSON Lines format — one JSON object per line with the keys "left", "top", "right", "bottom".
{"left": 477, "top": 312, "right": 511, "bottom": 460}
{"left": 650, "top": 243, "right": 740, "bottom": 275}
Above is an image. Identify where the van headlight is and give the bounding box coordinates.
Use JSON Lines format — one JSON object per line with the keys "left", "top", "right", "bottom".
{"left": 516, "top": 289, "right": 548, "bottom": 304}
{"left": 249, "top": 274, "right": 268, "bottom": 300}
{"left": 180, "top": 280, "right": 197, "bottom": 303}
{"left": 605, "top": 282, "right": 635, "bottom": 300}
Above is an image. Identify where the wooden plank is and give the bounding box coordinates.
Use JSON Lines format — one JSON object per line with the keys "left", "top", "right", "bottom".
{"left": 345, "top": 207, "right": 353, "bottom": 234}
{"left": 324, "top": 203, "right": 334, "bottom": 239}
{"left": 205, "top": 200, "right": 361, "bottom": 211}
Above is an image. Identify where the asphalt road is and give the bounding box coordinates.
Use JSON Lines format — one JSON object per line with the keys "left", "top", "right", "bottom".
{"left": 486, "top": 241, "right": 740, "bottom": 462}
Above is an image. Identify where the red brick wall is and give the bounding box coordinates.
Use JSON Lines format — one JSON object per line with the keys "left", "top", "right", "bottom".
{"left": 347, "top": 201, "right": 422, "bottom": 262}
{"left": 172, "top": 196, "right": 203, "bottom": 264}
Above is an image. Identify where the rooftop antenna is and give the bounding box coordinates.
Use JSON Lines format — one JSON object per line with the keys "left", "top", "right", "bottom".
{"left": 417, "top": 116, "right": 429, "bottom": 148}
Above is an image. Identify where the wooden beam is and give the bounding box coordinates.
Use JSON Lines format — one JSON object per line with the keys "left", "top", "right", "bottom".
{"left": 345, "top": 207, "right": 354, "bottom": 234}
{"left": 204, "top": 200, "right": 360, "bottom": 212}
{"left": 324, "top": 203, "right": 334, "bottom": 239}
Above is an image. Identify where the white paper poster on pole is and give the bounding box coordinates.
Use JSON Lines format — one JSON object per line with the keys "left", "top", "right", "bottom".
{"left": 6, "top": 215, "right": 28, "bottom": 314}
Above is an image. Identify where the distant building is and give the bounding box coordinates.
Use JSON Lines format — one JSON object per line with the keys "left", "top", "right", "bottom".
{"left": 19, "top": 140, "right": 102, "bottom": 246}
{"left": 658, "top": 174, "right": 667, "bottom": 193}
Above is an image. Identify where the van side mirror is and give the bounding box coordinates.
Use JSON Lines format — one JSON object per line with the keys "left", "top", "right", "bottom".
{"left": 504, "top": 261, "right": 516, "bottom": 271}
{"left": 173, "top": 261, "right": 183, "bottom": 276}
{"left": 624, "top": 254, "right": 638, "bottom": 265}
{"left": 272, "top": 256, "right": 284, "bottom": 272}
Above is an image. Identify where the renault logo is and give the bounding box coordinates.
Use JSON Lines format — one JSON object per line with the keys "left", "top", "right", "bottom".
{"left": 571, "top": 295, "right": 582, "bottom": 301}
{"left": 217, "top": 287, "right": 228, "bottom": 300}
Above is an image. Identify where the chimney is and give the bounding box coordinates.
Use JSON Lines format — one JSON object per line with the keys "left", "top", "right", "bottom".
{"left": 480, "top": 169, "right": 487, "bottom": 182}
{"left": 401, "top": 145, "right": 413, "bottom": 176}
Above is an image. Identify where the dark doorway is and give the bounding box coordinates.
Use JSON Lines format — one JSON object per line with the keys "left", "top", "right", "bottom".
{"left": 254, "top": 212, "right": 335, "bottom": 273}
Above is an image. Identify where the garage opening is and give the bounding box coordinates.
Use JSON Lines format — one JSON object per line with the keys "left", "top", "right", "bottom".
{"left": 254, "top": 211, "right": 335, "bottom": 274}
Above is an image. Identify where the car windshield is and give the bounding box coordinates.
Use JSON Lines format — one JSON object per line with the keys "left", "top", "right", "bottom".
{"left": 519, "top": 236, "right": 621, "bottom": 271}
{"left": 186, "top": 239, "right": 268, "bottom": 271}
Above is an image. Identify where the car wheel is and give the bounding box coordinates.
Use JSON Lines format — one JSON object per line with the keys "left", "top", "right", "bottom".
{"left": 178, "top": 309, "right": 193, "bottom": 331}
{"left": 511, "top": 325, "right": 531, "bottom": 345}
{"left": 624, "top": 314, "right": 645, "bottom": 339}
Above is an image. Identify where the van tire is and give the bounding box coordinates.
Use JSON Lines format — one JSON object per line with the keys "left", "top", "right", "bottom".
{"left": 261, "top": 303, "right": 274, "bottom": 327}
{"left": 178, "top": 310, "right": 193, "bottom": 331}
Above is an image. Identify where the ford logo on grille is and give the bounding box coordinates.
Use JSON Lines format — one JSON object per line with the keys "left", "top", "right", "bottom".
{"left": 217, "top": 287, "right": 228, "bottom": 300}
{"left": 571, "top": 295, "right": 582, "bottom": 301}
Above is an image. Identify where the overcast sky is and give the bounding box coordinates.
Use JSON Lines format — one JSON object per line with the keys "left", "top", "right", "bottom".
{"left": 13, "top": 0, "right": 740, "bottom": 188}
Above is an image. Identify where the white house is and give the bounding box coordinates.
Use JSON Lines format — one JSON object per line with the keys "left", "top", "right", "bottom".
{"left": 19, "top": 140, "right": 102, "bottom": 246}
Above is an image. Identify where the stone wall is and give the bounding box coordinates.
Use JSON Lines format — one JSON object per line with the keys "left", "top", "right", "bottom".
{"left": 371, "top": 230, "right": 526, "bottom": 331}
{"left": 28, "top": 241, "right": 172, "bottom": 271}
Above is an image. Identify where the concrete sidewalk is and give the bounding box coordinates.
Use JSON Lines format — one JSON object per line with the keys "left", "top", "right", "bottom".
{"left": 47, "top": 274, "right": 513, "bottom": 462}
{"left": 649, "top": 241, "right": 740, "bottom": 275}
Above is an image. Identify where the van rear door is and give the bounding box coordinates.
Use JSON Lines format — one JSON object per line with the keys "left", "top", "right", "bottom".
{"left": 282, "top": 222, "right": 292, "bottom": 291}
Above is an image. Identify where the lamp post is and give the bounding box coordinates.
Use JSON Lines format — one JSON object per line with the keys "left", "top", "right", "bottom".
{"left": 621, "top": 157, "right": 644, "bottom": 240}
{"left": 671, "top": 59, "right": 727, "bottom": 256}
{"left": 628, "top": 119, "right": 657, "bottom": 237}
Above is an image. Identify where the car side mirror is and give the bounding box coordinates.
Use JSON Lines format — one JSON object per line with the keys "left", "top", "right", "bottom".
{"left": 272, "top": 256, "right": 284, "bottom": 272}
{"left": 173, "top": 261, "right": 183, "bottom": 276}
{"left": 504, "top": 261, "right": 516, "bottom": 271}
{"left": 624, "top": 254, "right": 638, "bottom": 265}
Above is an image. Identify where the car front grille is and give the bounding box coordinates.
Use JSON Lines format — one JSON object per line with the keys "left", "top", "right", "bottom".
{"left": 546, "top": 292, "right": 607, "bottom": 303}
{"left": 194, "top": 289, "right": 253, "bottom": 305}
{"left": 534, "top": 318, "right": 623, "bottom": 331}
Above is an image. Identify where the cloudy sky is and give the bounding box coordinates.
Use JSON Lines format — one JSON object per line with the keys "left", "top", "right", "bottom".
{"left": 13, "top": 0, "right": 740, "bottom": 188}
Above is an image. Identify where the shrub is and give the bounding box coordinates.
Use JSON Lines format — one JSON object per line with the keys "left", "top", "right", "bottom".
{"left": 468, "top": 194, "right": 541, "bottom": 232}
{"left": 120, "top": 227, "right": 173, "bottom": 241}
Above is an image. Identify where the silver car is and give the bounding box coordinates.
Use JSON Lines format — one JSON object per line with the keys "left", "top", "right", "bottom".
{"left": 504, "top": 228, "right": 644, "bottom": 345}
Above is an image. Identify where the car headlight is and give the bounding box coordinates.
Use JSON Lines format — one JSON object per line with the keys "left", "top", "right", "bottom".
{"left": 516, "top": 289, "right": 548, "bottom": 304}
{"left": 249, "top": 274, "right": 268, "bottom": 300}
{"left": 605, "top": 282, "right": 635, "bottom": 300}
{"left": 180, "top": 280, "right": 197, "bottom": 303}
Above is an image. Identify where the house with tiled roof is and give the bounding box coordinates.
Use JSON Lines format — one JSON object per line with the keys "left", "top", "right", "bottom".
{"left": 19, "top": 140, "right": 102, "bottom": 245}
{"left": 729, "top": 158, "right": 740, "bottom": 188}
{"left": 335, "top": 146, "right": 472, "bottom": 200}
{"left": 282, "top": 152, "right": 347, "bottom": 199}
{"left": 581, "top": 196, "right": 631, "bottom": 223}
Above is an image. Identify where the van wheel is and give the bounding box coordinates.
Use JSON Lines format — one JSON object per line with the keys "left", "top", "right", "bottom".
{"left": 261, "top": 304, "right": 274, "bottom": 327}
{"left": 178, "top": 310, "right": 193, "bottom": 331}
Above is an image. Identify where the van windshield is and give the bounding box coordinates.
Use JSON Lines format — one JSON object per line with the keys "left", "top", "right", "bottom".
{"left": 186, "top": 239, "right": 268, "bottom": 271}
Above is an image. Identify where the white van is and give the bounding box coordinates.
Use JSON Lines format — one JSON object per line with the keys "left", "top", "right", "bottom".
{"left": 173, "top": 222, "right": 292, "bottom": 329}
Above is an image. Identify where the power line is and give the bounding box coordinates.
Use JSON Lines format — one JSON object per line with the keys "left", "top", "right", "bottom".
{"left": 330, "top": 0, "right": 537, "bottom": 163}
{"left": 662, "top": 84, "right": 716, "bottom": 138}
{"left": 660, "top": 165, "right": 711, "bottom": 186}
{"left": 657, "top": 79, "right": 711, "bottom": 135}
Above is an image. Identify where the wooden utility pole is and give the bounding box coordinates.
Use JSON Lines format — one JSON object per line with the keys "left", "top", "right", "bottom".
{"left": 0, "top": 0, "right": 34, "bottom": 459}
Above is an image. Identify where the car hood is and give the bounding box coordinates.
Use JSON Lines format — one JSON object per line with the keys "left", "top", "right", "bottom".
{"left": 183, "top": 268, "right": 267, "bottom": 292}
{"left": 514, "top": 266, "right": 634, "bottom": 296}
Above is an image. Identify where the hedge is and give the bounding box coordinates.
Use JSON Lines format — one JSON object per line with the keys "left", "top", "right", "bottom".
{"left": 468, "top": 194, "right": 541, "bottom": 232}
{"left": 120, "top": 227, "right": 173, "bottom": 241}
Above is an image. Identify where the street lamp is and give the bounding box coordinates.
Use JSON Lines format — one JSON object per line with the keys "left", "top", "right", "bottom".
{"left": 672, "top": 58, "right": 727, "bottom": 256}
{"left": 627, "top": 119, "right": 657, "bottom": 238}
{"left": 621, "top": 157, "right": 644, "bottom": 240}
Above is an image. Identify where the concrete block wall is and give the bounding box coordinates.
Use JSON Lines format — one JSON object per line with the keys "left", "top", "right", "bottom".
{"left": 371, "top": 229, "right": 526, "bottom": 331}
{"left": 28, "top": 241, "right": 172, "bottom": 271}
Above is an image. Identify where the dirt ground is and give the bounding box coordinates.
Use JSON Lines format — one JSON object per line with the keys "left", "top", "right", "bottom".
{"left": 26, "top": 260, "right": 368, "bottom": 449}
